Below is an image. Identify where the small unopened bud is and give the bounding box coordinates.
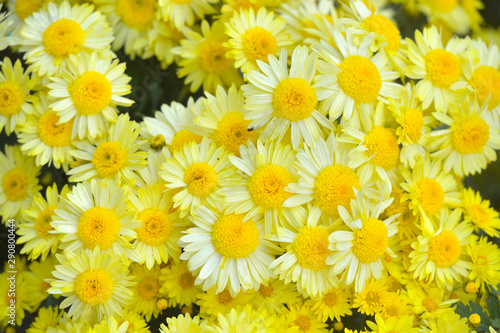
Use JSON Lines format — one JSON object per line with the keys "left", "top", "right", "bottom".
{"left": 182, "top": 305, "right": 193, "bottom": 315}
{"left": 157, "top": 298, "right": 168, "bottom": 310}
{"left": 469, "top": 313, "right": 481, "bottom": 329}
{"left": 333, "top": 321, "right": 343, "bottom": 331}
{"left": 465, "top": 281, "right": 479, "bottom": 294}
{"left": 150, "top": 134, "right": 166, "bottom": 150}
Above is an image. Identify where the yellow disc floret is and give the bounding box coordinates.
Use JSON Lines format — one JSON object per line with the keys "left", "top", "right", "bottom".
{"left": 214, "top": 112, "right": 256, "bottom": 155}
{"left": 364, "top": 126, "right": 400, "bottom": 170}
{"left": 295, "top": 316, "right": 312, "bottom": 331}
{"left": 2, "top": 168, "right": 29, "bottom": 202}
{"left": 169, "top": 129, "right": 203, "bottom": 153}
{"left": 413, "top": 177, "right": 444, "bottom": 216}
{"left": 258, "top": 284, "right": 274, "bottom": 298}
{"left": 403, "top": 108, "right": 424, "bottom": 143}
{"left": 183, "top": 162, "right": 218, "bottom": 197}
{"left": 136, "top": 208, "right": 173, "bottom": 246}
{"left": 42, "top": 19, "right": 85, "bottom": 58}
{"left": 74, "top": 269, "right": 114, "bottom": 305}
{"left": 338, "top": 55, "right": 382, "bottom": 104}
{"left": 247, "top": 164, "right": 294, "bottom": 209}
{"left": 241, "top": 27, "right": 278, "bottom": 64}
{"left": 361, "top": 15, "right": 401, "bottom": 52}
{"left": 92, "top": 141, "right": 128, "bottom": 178}
{"left": 293, "top": 226, "right": 332, "bottom": 271}
{"left": 0, "top": 81, "right": 25, "bottom": 117}
{"left": 272, "top": 78, "right": 317, "bottom": 121}
{"left": 116, "top": 0, "right": 156, "bottom": 32}
{"left": 469, "top": 66, "right": 500, "bottom": 110}
{"left": 38, "top": 112, "right": 73, "bottom": 147}
{"left": 352, "top": 217, "right": 389, "bottom": 264}
{"left": 179, "top": 272, "right": 195, "bottom": 289}
{"left": 216, "top": 289, "right": 233, "bottom": 304}
{"left": 69, "top": 72, "right": 112, "bottom": 116}
{"left": 451, "top": 115, "right": 489, "bottom": 154}
{"left": 313, "top": 165, "right": 361, "bottom": 217}
{"left": 198, "top": 39, "right": 232, "bottom": 74}
{"left": 77, "top": 207, "right": 120, "bottom": 250}
{"left": 35, "top": 204, "right": 57, "bottom": 240}
{"left": 15, "top": 0, "right": 44, "bottom": 20}
{"left": 138, "top": 278, "right": 160, "bottom": 300}
{"left": 425, "top": 49, "right": 460, "bottom": 88}
{"left": 428, "top": 230, "right": 461, "bottom": 267}
{"left": 211, "top": 213, "right": 260, "bottom": 258}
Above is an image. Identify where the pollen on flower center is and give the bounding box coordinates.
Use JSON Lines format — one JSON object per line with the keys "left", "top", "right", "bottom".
{"left": 241, "top": 26, "right": 278, "bottom": 64}
{"left": 247, "top": 164, "right": 294, "bottom": 209}
{"left": 116, "top": 0, "right": 156, "bottom": 32}
{"left": 35, "top": 204, "right": 57, "bottom": 240}
{"left": 413, "top": 177, "right": 444, "bottom": 216}
{"left": 364, "top": 126, "right": 400, "bottom": 170}
{"left": 2, "top": 168, "right": 29, "bottom": 202}
{"left": 451, "top": 115, "right": 489, "bottom": 155}
{"left": 92, "top": 141, "right": 128, "bottom": 178}
{"left": 74, "top": 269, "right": 114, "bottom": 306}
{"left": 313, "top": 164, "right": 361, "bottom": 217}
{"left": 42, "top": 19, "right": 85, "bottom": 58}
{"left": 138, "top": 278, "right": 159, "bottom": 300}
{"left": 136, "top": 208, "right": 173, "bottom": 246}
{"left": 184, "top": 162, "right": 218, "bottom": 197}
{"left": 272, "top": 78, "right": 317, "bottom": 121}
{"left": 403, "top": 108, "right": 424, "bottom": 143}
{"left": 295, "top": 315, "right": 312, "bottom": 331}
{"left": 428, "top": 230, "right": 461, "bottom": 267}
{"left": 352, "top": 217, "right": 389, "bottom": 264}
{"left": 361, "top": 15, "right": 401, "bottom": 52}
{"left": 77, "top": 206, "right": 120, "bottom": 250}
{"left": 425, "top": 49, "right": 460, "bottom": 88}
{"left": 338, "top": 55, "right": 382, "bottom": 104}
{"left": 293, "top": 226, "right": 332, "bottom": 271}
{"left": 258, "top": 284, "right": 274, "bottom": 298}
{"left": 211, "top": 213, "right": 260, "bottom": 258}
{"left": 323, "top": 292, "right": 338, "bottom": 306}
{"left": 178, "top": 272, "right": 195, "bottom": 289}
{"left": 422, "top": 297, "right": 438, "bottom": 312}
{"left": 15, "top": 0, "right": 44, "bottom": 20}
{"left": 469, "top": 66, "right": 500, "bottom": 110}
{"left": 169, "top": 129, "right": 203, "bottom": 153}
{"left": 38, "top": 112, "right": 73, "bottom": 147}
{"left": 216, "top": 289, "right": 233, "bottom": 304}
{"left": 68, "top": 71, "right": 112, "bottom": 116}
{"left": 0, "top": 81, "right": 25, "bottom": 117}
{"left": 198, "top": 39, "right": 232, "bottom": 74}
{"left": 470, "top": 204, "right": 489, "bottom": 227}
{"left": 214, "top": 112, "right": 255, "bottom": 155}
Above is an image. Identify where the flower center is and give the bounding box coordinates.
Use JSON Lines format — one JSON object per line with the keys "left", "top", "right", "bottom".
{"left": 216, "top": 289, "right": 233, "bottom": 304}
{"left": 364, "top": 126, "right": 400, "bottom": 170}
{"left": 15, "top": 0, "right": 44, "bottom": 20}
{"left": 402, "top": 108, "right": 424, "bottom": 143}
{"left": 74, "top": 269, "right": 114, "bottom": 306}
{"left": 470, "top": 204, "right": 489, "bottom": 227}
{"left": 2, "top": 168, "right": 29, "bottom": 202}
{"left": 313, "top": 164, "right": 361, "bottom": 217}
{"left": 136, "top": 208, "right": 173, "bottom": 246}
{"left": 38, "top": 112, "right": 73, "bottom": 147}
{"left": 272, "top": 78, "right": 317, "bottom": 121}
{"left": 476, "top": 254, "right": 489, "bottom": 266}
{"left": 338, "top": 55, "right": 382, "bottom": 104}
{"left": 293, "top": 226, "right": 332, "bottom": 271}
{"left": 451, "top": 115, "right": 489, "bottom": 155}
{"left": 35, "top": 204, "right": 57, "bottom": 240}
{"left": 214, "top": 112, "right": 255, "bottom": 155}
{"left": 428, "top": 230, "right": 461, "bottom": 267}
{"left": 247, "top": 164, "right": 294, "bottom": 210}
{"left": 0, "top": 81, "right": 25, "bottom": 117}
{"left": 422, "top": 297, "right": 438, "bottom": 312}
{"left": 413, "top": 177, "right": 444, "bottom": 216}
{"left": 425, "top": 49, "right": 460, "bottom": 88}
{"left": 211, "top": 213, "right": 260, "bottom": 258}
{"left": 68, "top": 72, "right": 112, "bottom": 116}
{"left": 295, "top": 315, "right": 312, "bottom": 331}
{"left": 77, "top": 206, "right": 120, "bottom": 250}
{"left": 361, "top": 15, "right": 401, "bottom": 52}
{"left": 183, "top": 162, "right": 218, "bottom": 197}
{"left": 178, "top": 272, "right": 195, "bottom": 289}
{"left": 42, "top": 19, "right": 85, "bottom": 58}
{"left": 323, "top": 292, "right": 338, "bottom": 306}
{"left": 469, "top": 66, "right": 500, "bottom": 110}
{"left": 241, "top": 26, "right": 278, "bottom": 65}
{"left": 169, "top": 129, "right": 203, "bottom": 153}
{"left": 138, "top": 278, "right": 160, "bottom": 300}
{"left": 258, "top": 284, "right": 274, "bottom": 298}
{"left": 352, "top": 217, "right": 389, "bottom": 264}
{"left": 116, "top": 0, "right": 156, "bottom": 32}
{"left": 429, "top": 0, "right": 458, "bottom": 12}
{"left": 91, "top": 141, "right": 128, "bottom": 178}
{"left": 198, "top": 39, "right": 232, "bottom": 74}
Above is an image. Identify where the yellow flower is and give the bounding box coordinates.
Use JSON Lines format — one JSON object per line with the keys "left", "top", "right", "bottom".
{"left": 160, "top": 260, "right": 203, "bottom": 307}
{"left": 310, "top": 286, "right": 352, "bottom": 322}
{"left": 160, "top": 313, "right": 207, "bottom": 333}
{"left": 26, "top": 306, "right": 64, "bottom": 333}
{"left": 467, "top": 236, "right": 500, "bottom": 293}
{"left": 130, "top": 263, "right": 166, "bottom": 321}
{"left": 284, "top": 301, "right": 329, "bottom": 332}
{"left": 462, "top": 187, "right": 500, "bottom": 237}
{"left": 159, "top": 0, "right": 216, "bottom": 31}
{"left": 352, "top": 279, "right": 390, "bottom": 316}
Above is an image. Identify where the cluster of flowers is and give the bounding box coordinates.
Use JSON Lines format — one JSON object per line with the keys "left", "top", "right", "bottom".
{"left": 0, "top": 0, "right": 500, "bottom": 331}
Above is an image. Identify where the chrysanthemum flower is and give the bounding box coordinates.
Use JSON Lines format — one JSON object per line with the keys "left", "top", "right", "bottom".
{"left": 352, "top": 278, "right": 390, "bottom": 316}
{"left": 0, "top": 271, "right": 37, "bottom": 326}
{"left": 366, "top": 314, "right": 418, "bottom": 333}
{"left": 180, "top": 205, "right": 279, "bottom": 295}
{"left": 116, "top": 309, "right": 150, "bottom": 333}
{"left": 421, "top": 312, "right": 469, "bottom": 333}
{"left": 225, "top": 7, "right": 293, "bottom": 73}
{"left": 160, "top": 260, "right": 203, "bottom": 307}
{"left": 284, "top": 301, "right": 328, "bottom": 332}
{"left": 89, "top": 317, "right": 129, "bottom": 333}
{"left": 159, "top": 313, "right": 207, "bottom": 333}
{"left": 467, "top": 236, "right": 500, "bottom": 293}
{"left": 52, "top": 179, "right": 142, "bottom": 262}
{"left": 409, "top": 208, "right": 473, "bottom": 290}
{"left": 159, "top": 0, "right": 216, "bottom": 31}
{"left": 130, "top": 263, "right": 166, "bottom": 321}
{"left": 417, "top": 0, "right": 473, "bottom": 35}
{"left": 249, "top": 278, "right": 300, "bottom": 315}
{"left": 27, "top": 255, "right": 59, "bottom": 306}
{"left": 197, "top": 287, "right": 252, "bottom": 319}
{"left": 0, "top": 145, "right": 41, "bottom": 222}
{"left": 404, "top": 281, "right": 457, "bottom": 319}
{"left": 27, "top": 306, "right": 64, "bottom": 333}
{"left": 0, "top": 57, "right": 37, "bottom": 135}
{"left": 380, "top": 186, "right": 420, "bottom": 239}
{"left": 310, "top": 286, "right": 352, "bottom": 322}
{"left": 144, "top": 19, "right": 185, "bottom": 69}
{"left": 19, "top": 1, "right": 114, "bottom": 76}
{"left": 207, "top": 305, "right": 274, "bottom": 333}
{"left": 462, "top": 187, "right": 500, "bottom": 237}
{"left": 4, "top": 0, "right": 52, "bottom": 42}
{"left": 48, "top": 52, "right": 134, "bottom": 140}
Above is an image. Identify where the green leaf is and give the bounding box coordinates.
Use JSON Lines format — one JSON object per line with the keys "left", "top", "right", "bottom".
{"left": 470, "top": 302, "right": 492, "bottom": 326}
{"left": 487, "top": 294, "right": 500, "bottom": 318}
{"left": 455, "top": 302, "right": 472, "bottom": 318}
{"left": 490, "top": 318, "right": 500, "bottom": 329}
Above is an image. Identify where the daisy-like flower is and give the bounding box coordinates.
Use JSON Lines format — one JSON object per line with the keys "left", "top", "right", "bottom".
{"left": 462, "top": 187, "right": 500, "bottom": 237}
{"left": 310, "top": 286, "right": 352, "bottom": 322}
{"left": 409, "top": 208, "right": 473, "bottom": 290}
{"left": 250, "top": 278, "right": 301, "bottom": 315}
{"left": 28, "top": 256, "right": 59, "bottom": 307}
{"left": 51, "top": 179, "right": 142, "bottom": 262}
{"left": 404, "top": 281, "right": 457, "bottom": 319}
{"left": 352, "top": 279, "right": 390, "bottom": 316}
{"left": 160, "top": 260, "right": 203, "bottom": 307}
{"left": 17, "top": 184, "right": 68, "bottom": 260}
{"left": 467, "top": 236, "right": 500, "bottom": 293}
{"left": 159, "top": 0, "right": 216, "bottom": 31}
{"left": 116, "top": 309, "right": 150, "bottom": 333}
{"left": 89, "top": 317, "right": 129, "bottom": 333}
{"left": 67, "top": 113, "right": 148, "bottom": 186}
{"left": 429, "top": 101, "right": 500, "bottom": 177}
{"left": 366, "top": 314, "right": 418, "bottom": 333}
{"left": 421, "top": 312, "right": 469, "bottom": 333}
{"left": 327, "top": 190, "right": 398, "bottom": 292}
{"left": 404, "top": 26, "right": 469, "bottom": 112}
{"left": 48, "top": 247, "right": 134, "bottom": 323}
{"left": 144, "top": 19, "right": 185, "bottom": 69}
{"left": 417, "top": 0, "right": 472, "bottom": 35}
{"left": 27, "top": 306, "right": 64, "bottom": 333}
{"left": 207, "top": 305, "right": 274, "bottom": 333}
{"left": 19, "top": 1, "right": 114, "bottom": 77}
{"left": 180, "top": 205, "right": 280, "bottom": 295}
{"left": 284, "top": 301, "right": 329, "bottom": 333}
{"left": 48, "top": 52, "right": 134, "bottom": 140}
{"left": 160, "top": 138, "right": 238, "bottom": 218}
{"left": 130, "top": 263, "right": 165, "bottom": 321}
{"left": 159, "top": 313, "right": 207, "bottom": 333}
{"left": 243, "top": 46, "right": 334, "bottom": 150}
{"left": 4, "top": 0, "right": 51, "bottom": 42}
{"left": 197, "top": 287, "right": 253, "bottom": 319}
{"left": 314, "top": 28, "right": 403, "bottom": 128}
{"left": 225, "top": 7, "right": 293, "bottom": 73}
{"left": 0, "top": 145, "right": 41, "bottom": 222}
{"left": 127, "top": 185, "right": 185, "bottom": 268}
{"left": 173, "top": 20, "right": 243, "bottom": 94}
{"left": 0, "top": 57, "right": 37, "bottom": 135}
